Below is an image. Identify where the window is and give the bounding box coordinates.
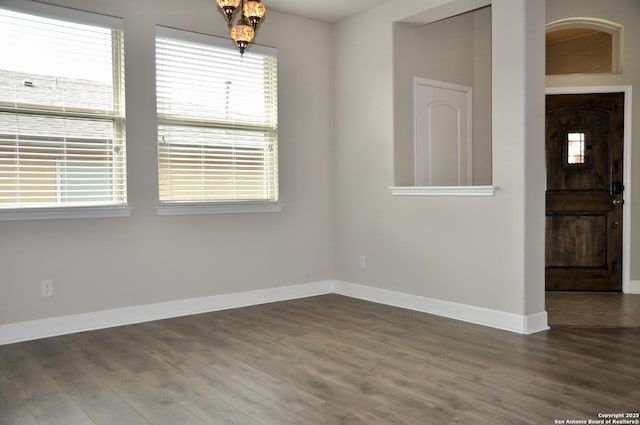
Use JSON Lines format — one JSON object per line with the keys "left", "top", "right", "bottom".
{"left": 155, "top": 27, "right": 278, "bottom": 206}
{"left": 545, "top": 18, "right": 623, "bottom": 76}
{"left": 0, "top": 2, "right": 126, "bottom": 211}
{"left": 567, "top": 132, "right": 585, "bottom": 165}
{"left": 546, "top": 29, "right": 613, "bottom": 75}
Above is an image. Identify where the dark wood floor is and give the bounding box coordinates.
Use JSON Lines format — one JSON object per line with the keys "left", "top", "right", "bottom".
{"left": 1, "top": 294, "right": 639, "bottom": 425}
{"left": 546, "top": 291, "right": 640, "bottom": 327}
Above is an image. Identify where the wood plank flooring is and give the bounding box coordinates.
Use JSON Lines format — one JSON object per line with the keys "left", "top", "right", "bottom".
{"left": 546, "top": 292, "right": 640, "bottom": 327}
{"left": 1, "top": 294, "right": 639, "bottom": 425}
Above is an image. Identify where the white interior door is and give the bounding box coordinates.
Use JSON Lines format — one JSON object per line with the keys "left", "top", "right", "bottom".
{"left": 415, "top": 78, "right": 472, "bottom": 186}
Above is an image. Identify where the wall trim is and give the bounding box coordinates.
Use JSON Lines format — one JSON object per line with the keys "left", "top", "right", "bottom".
{"left": 0, "top": 206, "right": 133, "bottom": 222}
{"left": 0, "top": 281, "right": 332, "bottom": 346}
{"left": 389, "top": 185, "right": 496, "bottom": 197}
{"left": 626, "top": 280, "right": 640, "bottom": 294}
{"left": 332, "top": 281, "right": 549, "bottom": 335}
{"left": 156, "top": 202, "right": 283, "bottom": 216}
{"left": 0, "top": 280, "right": 549, "bottom": 345}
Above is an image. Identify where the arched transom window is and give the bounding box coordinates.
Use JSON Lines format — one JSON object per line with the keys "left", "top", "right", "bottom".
{"left": 546, "top": 18, "right": 622, "bottom": 75}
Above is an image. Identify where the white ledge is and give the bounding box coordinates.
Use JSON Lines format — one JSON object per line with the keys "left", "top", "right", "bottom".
{"left": 0, "top": 206, "right": 133, "bottom": 221}
{"left": 390, "top": 186, "right": 497, "bottom": 197}
{"left": 156, "top": 202, "right": 284, "bottom": 216}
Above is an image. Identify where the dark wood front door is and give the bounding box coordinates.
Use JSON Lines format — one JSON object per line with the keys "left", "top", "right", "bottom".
{"left": 545, "top": 93, "right": 624, "bottom": 291}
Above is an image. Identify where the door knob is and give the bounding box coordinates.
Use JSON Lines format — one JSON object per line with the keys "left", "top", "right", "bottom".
{"left": 612, "top": 199, "right": 623, "bottom": 206}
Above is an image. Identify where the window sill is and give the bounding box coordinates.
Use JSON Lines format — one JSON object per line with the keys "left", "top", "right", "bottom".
{"left": 389, "top": 186, "right": 497, "bottom": 197}
{"left": 156, "top": 202, "right": 284, "bottom": 216}
{"left": 0, "top": 206, "right": 133, "bottom": 222}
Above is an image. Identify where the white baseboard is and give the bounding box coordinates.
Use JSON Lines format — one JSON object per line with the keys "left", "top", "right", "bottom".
{"left": 0, "top": 281, "right": 332, "bottom": 346}
{"left": 0, "top": 279, "right": 549, "bottom": 345}
{"left": 332, "top": 280, "right": 549, "bottom": 335}
{"left": 625, "top": 280, "right": 640, "bottom": 294}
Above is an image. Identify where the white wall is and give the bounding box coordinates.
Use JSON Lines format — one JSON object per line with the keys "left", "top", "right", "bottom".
{"left": 333, "top": 0, "right": 546, "bottom": 317}
{"left": 546, "top": 0, "right": 640, "bottom": 281}
{"left": 11, "top": 0, "right": 618, "bottom": 334}
{"left": 0, "top": 0, "right": 335, "bottom": 325}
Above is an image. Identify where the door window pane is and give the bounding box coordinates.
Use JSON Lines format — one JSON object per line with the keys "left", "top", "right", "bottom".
{"left": 567, "top": 132, "right": 585, "bottom": 164}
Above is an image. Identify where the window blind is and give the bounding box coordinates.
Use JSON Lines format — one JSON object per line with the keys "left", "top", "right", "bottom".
{"left": 155, "top": 27, "right": 278, "bottom": 203}
{"left": 0, "top": 5, "right": 126, "bottom": 208}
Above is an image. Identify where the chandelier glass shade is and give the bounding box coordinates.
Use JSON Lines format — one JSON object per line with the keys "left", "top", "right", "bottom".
{"left": 216, "top": 0, "right": 266, "bottom": 55}
{"left": 216, "top": 0, "right": 241, "bottom": 24}
{"left": 243, "top": 0, "right": 266, "bottom": 29}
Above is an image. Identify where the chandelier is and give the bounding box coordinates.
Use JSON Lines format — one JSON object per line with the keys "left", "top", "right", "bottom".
{"left": 216, "top": 0, "right": 266, "bottom": 55}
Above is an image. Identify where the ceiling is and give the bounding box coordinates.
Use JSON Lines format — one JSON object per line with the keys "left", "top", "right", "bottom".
{"left": 263, "top": 0, "right": 391, "bottom": 23}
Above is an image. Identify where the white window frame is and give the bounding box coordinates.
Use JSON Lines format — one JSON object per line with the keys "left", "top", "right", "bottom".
{"left": 0, "top": 0, "right": 131, "bottom": 221}
{"left": 154, "top": 26, "right": 281, "bottom": 216}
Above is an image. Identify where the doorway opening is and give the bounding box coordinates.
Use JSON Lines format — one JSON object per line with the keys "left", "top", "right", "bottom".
{"left": 545, "top": 92, "right": 624, "bottom": 292}
{"left": 545, "top": 86, "right": 634, "bottom": 326}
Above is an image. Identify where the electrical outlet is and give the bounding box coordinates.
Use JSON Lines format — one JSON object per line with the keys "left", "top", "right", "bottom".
{"left": 41, "top": 280, "right": 54, "bottom": 297}
{"left": 359, "top": 255, "right": 366, "bottom": 269}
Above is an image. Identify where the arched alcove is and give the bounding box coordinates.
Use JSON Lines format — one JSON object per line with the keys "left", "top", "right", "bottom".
{"left": 546, "top": 18, "right": 623, "bottom": 75}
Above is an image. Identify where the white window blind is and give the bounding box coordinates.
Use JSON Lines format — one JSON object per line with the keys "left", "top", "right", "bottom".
{"left": 0, "top": 4, "right": 126, "bottom": 209}
{"left": 155, "top": 27, "right": 278, "bottom": 204}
